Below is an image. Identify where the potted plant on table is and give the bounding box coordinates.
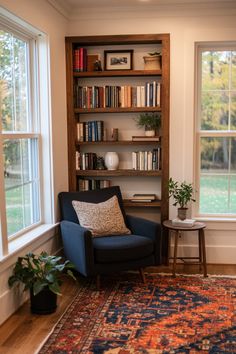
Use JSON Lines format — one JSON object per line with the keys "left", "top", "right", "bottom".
{"left": 8, "top": 252, "right": 76, "bottom": 314}
{"left": 168, "top": 177, "right": 196, "bottom": 220}
{"left": 135, "top": 112, "right": 161, "bottom": 137}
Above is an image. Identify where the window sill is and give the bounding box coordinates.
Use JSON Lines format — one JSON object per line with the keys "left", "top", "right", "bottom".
{"left": 0, "top": 223, "right": 59, "bottom": 268}
{"left": 193, "top": 217, "right": 236, "bottom": 231}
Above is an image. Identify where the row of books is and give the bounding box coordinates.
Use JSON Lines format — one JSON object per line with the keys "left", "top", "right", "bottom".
{"left": 73, "top": 47, "right": 87, "bottom": 72}
{"left": 77, "top": 121, "right": 104, "bottom": 142}
{"left": 132, "top": 148, "right": 161, "bottom": 171}
{"left": 76, "top": 152, "right": 98, "bottom": 170}
{"left": 74, "top": 82, "right": 161, "bottom": 109}
{"left": 78, "top": 179, "right": 111, "bottom": 191}
{"left": 75, "top": 150, "right": 161, "bottom": 171}
{"left": 130, "top": 193, "right": 157, "bottom": 202}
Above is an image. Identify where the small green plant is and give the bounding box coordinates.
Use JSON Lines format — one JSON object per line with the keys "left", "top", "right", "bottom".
{"left": 135, "top": 112, "right": 161, "bottom": 131}
{"left": 168, "top": 178, "right": 196, "bottom": 208}
{"left": 8, "top": 252, "right": 76, "bottom": 296}
{"left": 148, "top": 51, "right": 161, "bottom": 56}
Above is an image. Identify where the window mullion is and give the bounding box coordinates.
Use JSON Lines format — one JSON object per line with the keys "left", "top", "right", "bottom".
{"left": 0, "top": 136, "right": 9, "bottom": 256}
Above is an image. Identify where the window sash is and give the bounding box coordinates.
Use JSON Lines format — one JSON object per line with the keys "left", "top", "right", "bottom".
{"left": 195, "top": 45, "right": 236, "bottom": 218}
{"left": 0, "top": 27, "right": 42, "bottom": 249}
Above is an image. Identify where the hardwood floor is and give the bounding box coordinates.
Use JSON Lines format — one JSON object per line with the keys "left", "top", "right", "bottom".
{"left": 0, "top": 265, "right": 235, "bottom": 354}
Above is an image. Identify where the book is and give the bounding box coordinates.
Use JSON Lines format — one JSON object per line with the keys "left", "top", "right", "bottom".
{"left": 172, "top": 218, "right": 196, "bottom": 227}
{"left": 133, "top": 193, "right": 156, "bottom": 200}
{"left": 130, "top": 199, "right": 153, "bottom": 202}
{"left": 87, "top": 54, "right": 99, "bottom": 71}
{"left": 132, "top": 136, "right": 160, "bottom": 142}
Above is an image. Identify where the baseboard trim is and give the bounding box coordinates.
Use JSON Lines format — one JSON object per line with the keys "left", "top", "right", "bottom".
{"left": 169, "top": 245, "right": 236, "bottom": 264}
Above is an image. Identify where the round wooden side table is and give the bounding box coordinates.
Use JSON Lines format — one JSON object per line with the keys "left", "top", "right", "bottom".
{"left": 163, "top": 220, "right": 207, "bottom": 277}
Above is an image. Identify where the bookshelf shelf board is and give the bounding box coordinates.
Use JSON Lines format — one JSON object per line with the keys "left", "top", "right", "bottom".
{"left": 77, "top": 140, "right": 160, "bottom": 146}
{"left": 123, "top": 199, "right": 161, "bottom": 208}
{"left": 73, "top": 70, "right": 162, "bottom": 78}
{"left": 76, "top": 169, "right": 162, "bottom": 177}
{"left": 74, "top": 107, "right": 161, "bottom": 114}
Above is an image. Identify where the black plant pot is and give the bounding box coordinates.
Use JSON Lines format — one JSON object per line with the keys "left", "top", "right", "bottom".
{"left": 30, "top": 287, "right": 57, "bottom": 314}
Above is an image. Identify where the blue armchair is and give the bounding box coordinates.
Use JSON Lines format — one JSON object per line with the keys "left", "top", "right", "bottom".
{"left": 58, "top": 186, "right": 162, "bottom": 286}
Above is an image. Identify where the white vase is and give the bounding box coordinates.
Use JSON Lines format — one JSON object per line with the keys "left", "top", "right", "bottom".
{"left": 145, "top": 130, "right": 155, "bottom": 137}
{"left": 105, "top": 152, "right": 119, "bottom": 170}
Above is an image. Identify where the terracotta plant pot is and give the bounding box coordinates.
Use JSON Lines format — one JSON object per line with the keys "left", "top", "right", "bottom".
{"left": 145, "top": 129, "right": 155, "bottom": 137}
{"left": 143, "top": 55, "right": 161, "bottom": 70}
{"left": 177, "top": 207, "right": 188, "bottom": 220}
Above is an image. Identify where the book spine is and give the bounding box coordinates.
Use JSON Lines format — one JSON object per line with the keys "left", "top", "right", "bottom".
{"left": 157, "top": 82, "right": 161, "bottom": 106}
{"left": 140, "top": 86, "right": 145, "bottom": 107}
{"left": 75, "top": 151, "right": 80, "bottom": 170}
{"left": 73, "top": 48, "right": 80, "bottom": 72}
{"left": 132, "top": 152, "right": 137, "bottom": 170}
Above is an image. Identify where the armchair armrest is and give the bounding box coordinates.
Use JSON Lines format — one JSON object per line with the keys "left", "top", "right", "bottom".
{"left": 126, "top": 215, "right": 162, "bottom": 265}
{"left": 60, "top": 220, "right": 94, "bottom": 276}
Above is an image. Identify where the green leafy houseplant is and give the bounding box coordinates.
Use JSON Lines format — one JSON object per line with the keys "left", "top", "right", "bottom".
{"left": 8, "top": 252, "right": 76, "bottom": 296}
{"left": 168, "top": 178, "right": 196, "bottom": 220}
{"left": 147, "top": 51, "right": 161, "bottom": 56}
{"left": 135, "top": 112, "right": 161, "bottom": 132}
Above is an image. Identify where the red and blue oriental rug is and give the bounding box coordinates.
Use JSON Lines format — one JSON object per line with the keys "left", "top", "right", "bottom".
{"left": 38, "top": 274, "right": 236, "bottom": 353}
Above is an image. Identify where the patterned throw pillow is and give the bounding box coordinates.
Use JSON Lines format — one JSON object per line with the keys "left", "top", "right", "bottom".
{"left": 72, "top": 195, "right": 131, "bottom": 237}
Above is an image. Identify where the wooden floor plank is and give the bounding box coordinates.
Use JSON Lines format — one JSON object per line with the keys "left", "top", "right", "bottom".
{"left": 0, "top": 265, "right": 235, "bottom": 354}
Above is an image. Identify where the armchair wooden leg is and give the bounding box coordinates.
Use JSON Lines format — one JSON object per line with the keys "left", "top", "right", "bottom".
{"left": 139, "top": 268, "right": 146, "bottom": 284}
{"left": 96, "top": 274, "right": 101, "bottom": 290}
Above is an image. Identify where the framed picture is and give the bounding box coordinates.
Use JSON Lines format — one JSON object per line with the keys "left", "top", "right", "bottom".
{"left": 104, "top": 50, "right": 133, "bottom": 71}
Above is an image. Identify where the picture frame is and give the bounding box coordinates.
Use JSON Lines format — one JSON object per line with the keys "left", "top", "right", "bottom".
{"left": 104, "top": 50, "right": 133, "bottom": 71}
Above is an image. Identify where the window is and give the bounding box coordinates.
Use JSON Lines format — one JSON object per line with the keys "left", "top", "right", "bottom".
{"left": 0, "top": 10, "right": 54, "bottom": 257}
{"left": 1, "top": 29, "right": 40, "bottom": 237}
{"left": 196, "top": 45, "right": 236, "bottom": 217}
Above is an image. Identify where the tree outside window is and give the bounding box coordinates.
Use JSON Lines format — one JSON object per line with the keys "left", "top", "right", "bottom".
{"left": 0, "top": 29, "right": 40, "bottom": 237}
{"left": 197, "top": 48, "right": 236, "bottom": 215}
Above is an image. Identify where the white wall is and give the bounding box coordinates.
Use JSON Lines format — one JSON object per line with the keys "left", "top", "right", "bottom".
{"left": 0, "top": 0, "right": 68, "bottom": 325}
{"left": 66, "top": 5, "right": 236, "bottom": 265}
{"left": 0, "top": 0, "right": 236, "bottom": 325}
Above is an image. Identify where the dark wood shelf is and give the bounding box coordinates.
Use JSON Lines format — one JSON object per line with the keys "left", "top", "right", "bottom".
{"left": 66, "top": 33, "right": 170, "bottom": 261}
{"left": 77, "top": 140, "right": 160, "bottom": 146}
{"left": 74, "top": 107, "right": 161, "bottom": 114}
{"left": 73, "top": 70, "right": 162, "bottom": 78}
{"left": 123, "top": 199, "right": 161, "bottom": 208}
{"left": 76, "top": 169, "right": 162, "bottom": 177}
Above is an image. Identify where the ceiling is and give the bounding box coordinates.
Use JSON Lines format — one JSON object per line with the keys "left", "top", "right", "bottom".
{"left": 48, "top": 0, "right": 236, "bottom": 19}
{"left": 58, "top": 0, "right": 236, "bottom": 9}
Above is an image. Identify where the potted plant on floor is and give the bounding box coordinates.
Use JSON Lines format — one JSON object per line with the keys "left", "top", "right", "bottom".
{"left": 135, "top": 112, "right": 161, "bottom": 137}
{"left": 168, "top": 178, "right": 196, "bottom": 220}
{"left": 8, "top": 252, "right": 76, "bottom": 314}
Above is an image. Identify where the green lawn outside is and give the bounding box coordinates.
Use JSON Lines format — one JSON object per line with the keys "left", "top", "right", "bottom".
{"left": 5, "top": 177, "right": 37, "bottom": 236}
{"left": 200, "top": 175, "right": 236, "bottom": 214}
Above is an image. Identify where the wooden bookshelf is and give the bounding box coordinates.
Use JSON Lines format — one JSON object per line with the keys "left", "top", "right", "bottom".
{"left": 123, "top": 199, "right": 161, "bottom": 208}
{"left": 65, "top": 33, "right": 170, "bottom": 261}
{"left": 76, "top": 169, "right": 162, "bottom": 177}
{"left": 77, "top": 140, "right": 160, "bottom": 146}
{"left": 74, "top": 107, "right": 161, "bottom": 114}
{"left": 74, "top": 69, "right": 162, "bottom": 78}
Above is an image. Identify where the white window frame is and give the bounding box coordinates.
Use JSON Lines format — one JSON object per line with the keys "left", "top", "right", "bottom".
{"left": 0, "top": 8, "right": 55, "bottom": 259}
{"left": 195, "top": 42, "right": 236, "bottom": 219}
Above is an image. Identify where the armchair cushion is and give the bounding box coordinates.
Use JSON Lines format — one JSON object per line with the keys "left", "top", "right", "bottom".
{"left": 72, "top": 195, "right": 131, "bottom": 237}
{"left": 93, "top": 235, "right": 153, "bottom": 263}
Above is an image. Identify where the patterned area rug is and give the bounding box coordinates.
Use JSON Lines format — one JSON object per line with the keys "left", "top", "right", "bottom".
{"left": 38, "top": 274, "right": 236, "bottom": 353}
